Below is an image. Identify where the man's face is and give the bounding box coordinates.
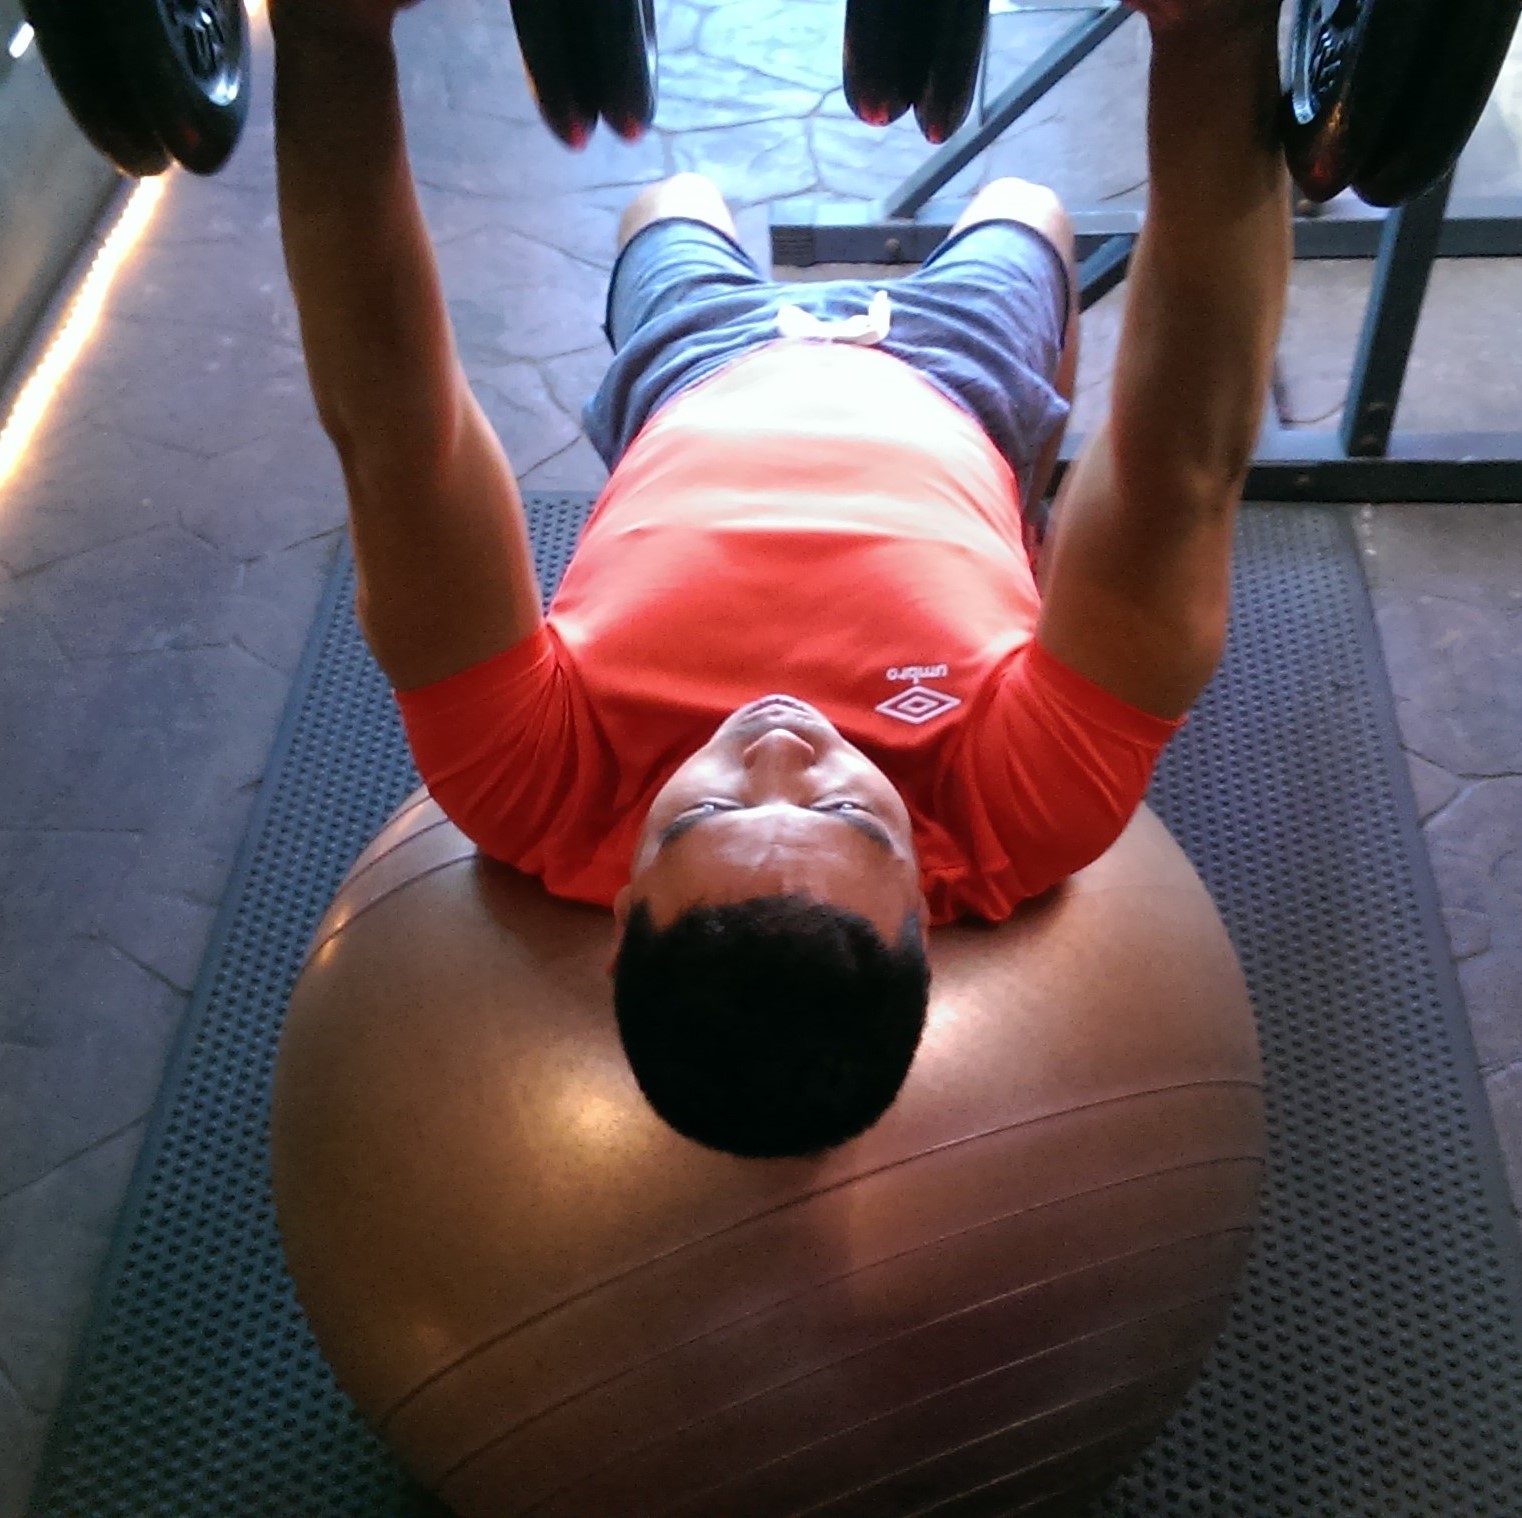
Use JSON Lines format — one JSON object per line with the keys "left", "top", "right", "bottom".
{"left": 612, "top": 695, "right": 926, "bottom": 959}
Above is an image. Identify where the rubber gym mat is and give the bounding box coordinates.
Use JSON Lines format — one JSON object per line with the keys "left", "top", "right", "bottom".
{"left": 28, "top": 498, "right": 1522, "bottom": 1517}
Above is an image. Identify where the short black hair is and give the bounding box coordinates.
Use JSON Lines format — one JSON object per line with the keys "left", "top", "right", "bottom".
{"left": 612, "top": 894, "right": 931, "bottom": 1158}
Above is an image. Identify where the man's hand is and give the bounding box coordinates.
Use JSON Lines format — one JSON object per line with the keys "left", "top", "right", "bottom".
{"left": 269, "top": 0, "right": 418, "bottom": 42}
{"left": 1123, "top": 0, "right": 1279, "bottom": 36}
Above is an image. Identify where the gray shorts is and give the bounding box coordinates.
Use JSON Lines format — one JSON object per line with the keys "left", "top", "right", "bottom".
{"left": 582, "top": 217, "right": 1073, "bottom": 503}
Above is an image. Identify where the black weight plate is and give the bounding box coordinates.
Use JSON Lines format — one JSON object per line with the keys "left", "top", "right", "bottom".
{"left": 1282, "top": 0, "right": 1426, "bottom": 203}
{"left": 114, "top": 0, "right": 250, "bottom": 176}
{"left": 843, "top": 0, "right": 929, "bottom": 128}
{"left": 582, "top": 0, "right": 658, "bottom": 142}
{"left": 509, "top": 0, "right": 600, "bottom": 149}
{"left": 915, "top": 0, "right": 989, "bottom": 144}
{"left": 23, "top": 0, "right": 172, "bottom": 177}
{"left": 1353, "top": 0, "right": 1522, "bottom": 207}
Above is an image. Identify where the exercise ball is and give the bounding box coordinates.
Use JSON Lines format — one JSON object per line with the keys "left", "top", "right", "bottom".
{"left": 272, "top": 792, "right": 1264, "bottom": 1518}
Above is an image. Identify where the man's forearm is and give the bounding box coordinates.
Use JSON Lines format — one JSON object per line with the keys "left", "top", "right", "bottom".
{"left": 1112, "top": 13, "right": 1291, "bottom": 496}
{"left": 273, "top": 9, "right": 461, "bottom": 464}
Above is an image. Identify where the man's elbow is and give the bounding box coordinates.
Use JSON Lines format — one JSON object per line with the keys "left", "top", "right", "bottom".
{"left": 316, "top": 368, "right": 470, "bottom": 488}
{"left": 1111, "top": 385, "right": 1267, "bottom": 508}
{"left": 1112, "top": 440, "right": 1253, "bottom": 521}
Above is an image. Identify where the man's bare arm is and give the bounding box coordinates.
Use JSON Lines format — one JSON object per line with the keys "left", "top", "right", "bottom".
{"left": 272, "top": 1, "right": 544, "bottom": 691}
{"left": 1036, "top": 6, "right": 1291, "bottom": 719}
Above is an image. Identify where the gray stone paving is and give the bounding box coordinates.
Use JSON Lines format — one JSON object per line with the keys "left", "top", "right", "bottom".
{"left": 1356, "top": 506, "right": 1522, "bottom": 1207}
{"left": 0, "top": 1, "right": 1519, "bottom": 1511}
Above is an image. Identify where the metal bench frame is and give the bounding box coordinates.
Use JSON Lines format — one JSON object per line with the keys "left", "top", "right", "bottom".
{"left": 769, "top": 1, "right": 1522, "bottom": 503}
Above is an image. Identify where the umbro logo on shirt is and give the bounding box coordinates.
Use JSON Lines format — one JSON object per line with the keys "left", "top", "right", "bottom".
{"left": 877, "top": 664, "right": 961, "bottom": 726}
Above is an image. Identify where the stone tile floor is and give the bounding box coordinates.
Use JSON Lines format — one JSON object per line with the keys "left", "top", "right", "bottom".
{"left": 0, "top": 1, "right": 1519, "bottom": 1511}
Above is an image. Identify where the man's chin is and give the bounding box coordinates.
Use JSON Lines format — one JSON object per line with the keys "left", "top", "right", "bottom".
{"left": 728, "top": 695, "right": 835, "bottom": 743}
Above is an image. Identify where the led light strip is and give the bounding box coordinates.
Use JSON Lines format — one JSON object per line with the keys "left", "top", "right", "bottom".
{"left": 0, "top": 175, "right": 169, "bottom": 490}
{"left": 0, "top": 0, "right": 268, "bottom": 492}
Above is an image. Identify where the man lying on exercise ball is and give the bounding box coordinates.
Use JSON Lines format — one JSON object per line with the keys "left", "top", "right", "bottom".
{"left": 271, "top": 0, "right": 1289, "bottom": 1157}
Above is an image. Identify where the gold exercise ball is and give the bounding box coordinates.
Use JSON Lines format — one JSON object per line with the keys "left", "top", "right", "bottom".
{"left": 271, "top": 792, "right": 1265, "bottom": 1518}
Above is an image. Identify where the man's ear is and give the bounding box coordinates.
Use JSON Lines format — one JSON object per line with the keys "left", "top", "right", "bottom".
{"left": 911, "top": 893, "right": 932, "bottom": 950}
{"left": 606, "top": 885, "right": 632, "bottom": 978}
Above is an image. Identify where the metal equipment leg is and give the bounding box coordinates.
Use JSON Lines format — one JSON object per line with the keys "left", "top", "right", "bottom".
{"left": 1077, "top": 234, "right": 1134, "bottom": 311}
{"left": 1341, "top": 171, "right": 1458, "bottom": 459}
{"left": 770, "top": 2, "right": 1134, "bottom": 268}
{"left": 885, "top": 2, "right": 1133, "bottom": 219}
{"left": 769, "top": 4, "right": 1522, "bottom": 502}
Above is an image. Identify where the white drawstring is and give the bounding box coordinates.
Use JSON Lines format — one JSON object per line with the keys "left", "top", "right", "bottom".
{"left": 775, "top": 287, "right": 893, "bottom": 346}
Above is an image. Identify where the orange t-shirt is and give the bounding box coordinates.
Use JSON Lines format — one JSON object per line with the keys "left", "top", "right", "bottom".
{"left": 397, "top": 340, "right": 1181, "bottom": 926}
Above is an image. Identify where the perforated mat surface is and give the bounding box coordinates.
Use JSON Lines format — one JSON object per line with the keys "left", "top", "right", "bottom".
{"left": 30, "top": 499, "right": 1522, "bottom": 1516}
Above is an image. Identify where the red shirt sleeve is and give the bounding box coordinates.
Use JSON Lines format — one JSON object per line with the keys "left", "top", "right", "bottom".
{"left": 953, "top": 638, "right": 1186, "bottom": 901}
{"left": 392, "top": 628, "right": 595, "bottom": 867}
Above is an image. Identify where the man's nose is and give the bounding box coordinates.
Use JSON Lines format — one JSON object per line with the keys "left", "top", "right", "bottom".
{"left": 740, "top": 727, "right": 817, "bottom": 787}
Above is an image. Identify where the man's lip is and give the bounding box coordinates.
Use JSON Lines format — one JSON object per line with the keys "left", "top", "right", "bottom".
{"left": 733, "top": 696, "right": 827, "bottom": 742}
{"left": 738, "top": 693, "right": 814, "bottom": 718}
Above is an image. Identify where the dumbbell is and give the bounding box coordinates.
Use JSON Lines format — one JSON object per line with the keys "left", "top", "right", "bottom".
{"left": 843, "top": 0, "right": 990, "bottom": 146}
{"left": 508, "top": 0, "right": 658, "bottom": 149}
{"left": 844, "top": 0, "right": 1522, "bottom": 206}
{"left": 24, "top": 0, "right": 1522, "bottom": 211}
{"left": 22, "top": 0, "right": 251, "bottom": 177}
{"left": 1283, "top": 0, "right": 1522, "bottom": 207}
{"left": 20, "top": 0, "right": 658, "bottom": 177}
